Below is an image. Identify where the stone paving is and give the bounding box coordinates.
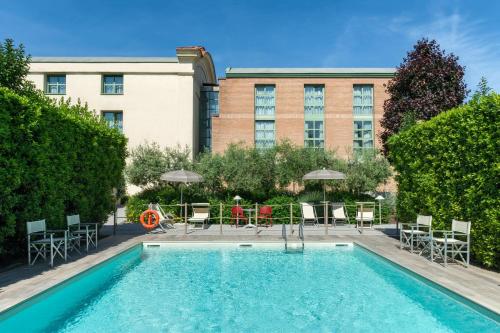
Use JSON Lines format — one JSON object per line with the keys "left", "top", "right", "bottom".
{"left": 1, "top": 222, "right": 499, "bottom": 317}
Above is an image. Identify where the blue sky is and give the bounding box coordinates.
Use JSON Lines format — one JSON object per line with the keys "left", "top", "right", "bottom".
{"left": 1, "top": 0, "right": 499, "bottom": 91}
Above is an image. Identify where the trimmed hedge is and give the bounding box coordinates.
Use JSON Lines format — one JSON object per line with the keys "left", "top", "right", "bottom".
{"left": 0, "top": 88, "right": 127, "bottom": 258}
{"left": 388, "top": 93, "right": 500, "bottom": 268}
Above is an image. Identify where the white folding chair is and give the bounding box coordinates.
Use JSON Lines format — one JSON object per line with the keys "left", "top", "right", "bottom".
{"left": 188, "top": 203, "right": 210, "bottom": 229}
{"left": 300, "top": 202, "right": 318, "bottom": 226}
{"left": 400, "top": 215, "right": 432, "bottom": 253}
{"left": 66, "top": 215, "right": 99, "bottom": 252}
{"left": 27, "top": 219, "right": 67, "bottom": 267}
{"left": 331, "top": 202, "right": 350, "bottom": 227}
{"left": 431, "top": 219, "right": 471, "bottom": 267}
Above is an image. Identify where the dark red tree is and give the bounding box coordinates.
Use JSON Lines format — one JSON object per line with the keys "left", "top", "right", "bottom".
{"left": 380, "top": 38, "right": 468, "bottom": 154}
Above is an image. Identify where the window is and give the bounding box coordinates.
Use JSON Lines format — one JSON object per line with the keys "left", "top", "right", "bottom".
{"left": 304, "top": 120, "right": 324, "bottom": 148}
{"left": 304, "top": 85, "right": 324, "bottom": 117}
{"left": 45, "top": 75, "right": 66, "bottom": 94}
{"left": 199, "top": 89, "right": 219, "bottom": 152}
{"left": 102, "top": 75, "right": 123, "bottom": 94}
{"left": 102, "top": 111, "right": 123, "bottom": 132}
{"left": 255, "top": 85, "right": 275, "bottom": 148}
{"left": 255, "top": 120, "right": 275, "bottom": 148}
{"left": 353, "top": 85, "right": 373, "bottom": 116}
{"left": 353, "top": 85, "right": 374, "bottom": 152}
{"left": 304, "top": 85, "right": 324, "bottom": 148}
{"left": 353, "top": 120, "right": 373, "bottom": 149}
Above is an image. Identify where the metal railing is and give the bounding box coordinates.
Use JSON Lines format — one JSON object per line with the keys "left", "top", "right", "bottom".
{"left": 134, "top": 201, "right": 381, "bottom": 236}
{"left": 282, "top": 223, "right": 288, "bottom": 251}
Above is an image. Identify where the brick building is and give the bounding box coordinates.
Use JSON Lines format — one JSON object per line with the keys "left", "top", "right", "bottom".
{"left": 212, "top": 68, "right": 395, "bottom": 158}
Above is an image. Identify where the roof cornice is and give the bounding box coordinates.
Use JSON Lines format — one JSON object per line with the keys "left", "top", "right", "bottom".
{"left": 225, "top": 67, "right": 396, "bottom": 78}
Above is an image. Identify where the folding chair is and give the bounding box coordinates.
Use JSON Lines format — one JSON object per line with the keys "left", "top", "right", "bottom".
{"left": 150, "top": 203, "right": 176, "bottom": 232}
{"left": 66, "top": 215, "right": 99, "bottom": 252}
{"left": 431, "top": 219, "right": 471, "bottom": 267}
{"left": 400, "top": 215, "right": 432, "bottom": 253}
{"left": 27, "top": 219, "right": 68, "bottom": 267}
{"left": 300, "top": 202, "right": 318, "bottom": 226}
{"left": 331, "top": 202, "right": 350, "bottom": 227}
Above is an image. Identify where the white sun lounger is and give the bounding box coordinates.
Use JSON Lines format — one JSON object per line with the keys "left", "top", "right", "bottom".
{"left": 331, "top": 202, "right": 350, "bottom": 227}
{"left": 355, "top": 205, "right": 375, "bottom": 229}
{"left": 300, "top": 202, "right": 318, "bottom": 226}
{"left": 188, "top": 203, "right": 210, "bottom": 229}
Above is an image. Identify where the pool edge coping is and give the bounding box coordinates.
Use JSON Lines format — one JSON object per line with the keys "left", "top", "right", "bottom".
{"left": 353, "top": 241, "right": 500, "bottom": 321}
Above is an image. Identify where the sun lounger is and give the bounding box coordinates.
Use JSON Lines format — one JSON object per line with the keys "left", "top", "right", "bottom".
{"left": 188, "top": 203, "right": 210, "bottom": 229}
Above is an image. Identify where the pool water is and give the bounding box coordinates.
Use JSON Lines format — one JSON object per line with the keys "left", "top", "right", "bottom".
{"left": 0, "top": 243, "right": 498, "bottom": 333}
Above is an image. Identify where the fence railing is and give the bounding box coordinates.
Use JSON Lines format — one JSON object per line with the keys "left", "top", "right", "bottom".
{"left": 136, "top": 201, "right": 382, "bottom": 235}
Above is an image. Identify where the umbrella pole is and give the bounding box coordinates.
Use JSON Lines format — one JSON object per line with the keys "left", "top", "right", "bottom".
{"left": 323, "top": 181, "right": 328, "bottom": 234}
{"left": 180, "top": 185, "right": 183, "bottom": 222}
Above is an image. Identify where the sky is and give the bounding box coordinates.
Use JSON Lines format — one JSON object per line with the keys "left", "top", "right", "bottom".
{"left": 1, "top": 0, "right": 499, "bottom": 91}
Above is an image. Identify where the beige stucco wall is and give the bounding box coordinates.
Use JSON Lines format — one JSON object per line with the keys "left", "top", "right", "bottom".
{"left": 28, "top": 70, "right": 195, "bottom": 150}
{"left": 27, "top": 48, "right": 217, "bottom": 156}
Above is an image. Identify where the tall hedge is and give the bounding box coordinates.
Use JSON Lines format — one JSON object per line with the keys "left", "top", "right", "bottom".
{"left": 0, "top": 88, "right": 127, "bottom": 258}
{"left": 388, "top": 93, "right": 500, "bottom": 268}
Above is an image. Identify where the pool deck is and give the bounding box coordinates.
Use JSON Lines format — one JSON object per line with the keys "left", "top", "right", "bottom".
{"left": 0, "top": 223, "right": 499, "bottom": 317}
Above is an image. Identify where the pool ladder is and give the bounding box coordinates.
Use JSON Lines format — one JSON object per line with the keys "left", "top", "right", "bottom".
{"left": 282, "top": 223, "right": 304, "bottom": 252}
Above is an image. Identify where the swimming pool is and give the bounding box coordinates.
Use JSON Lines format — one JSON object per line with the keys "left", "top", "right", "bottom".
{"left": 0, "top": 243, "right": 498, "bottom": 332}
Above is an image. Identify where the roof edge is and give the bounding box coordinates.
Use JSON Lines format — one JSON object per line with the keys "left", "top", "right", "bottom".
{"left": 31, "top": 57, "right": 179, "bottom": 63}
{"left": 225, "top": 67, "right": 396, "bottom": 78}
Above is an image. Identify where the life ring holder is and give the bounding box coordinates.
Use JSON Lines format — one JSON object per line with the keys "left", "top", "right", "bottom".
{"left": 140, "top": 209, "right": 160, "bottom": 230}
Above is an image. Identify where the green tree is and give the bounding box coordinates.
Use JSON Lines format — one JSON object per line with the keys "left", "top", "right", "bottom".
{"left": 381, "top": 38, "right": 468, "bottom": 154}
{"left": 126, "top": 143, "right": 169, "bottom": 187}
{"left": 0, "top": 39, "right": 35, "bottom": 94}
{"left": 473, "top": 77, "right": 492, "bottom": 98}
{"left": 345, "top": 150, "right": 392, "bottom": 195}
{"left": 126, "top": 143, "right": 193, "bottom": 188}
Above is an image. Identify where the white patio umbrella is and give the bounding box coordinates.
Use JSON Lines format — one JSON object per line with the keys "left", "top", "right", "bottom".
{"left": 302, "top": 168, "right": 346, "bottom": 202}
{"left": 160, "top": 169, "right": 204, "bottom": 214}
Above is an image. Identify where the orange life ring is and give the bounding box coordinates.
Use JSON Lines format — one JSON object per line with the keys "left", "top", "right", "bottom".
{"left": 140, "top": 209, "right": 160, "bottom": 230}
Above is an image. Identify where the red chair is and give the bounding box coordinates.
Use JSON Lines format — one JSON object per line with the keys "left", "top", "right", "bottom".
{"left": 258, "top": 206, "right": 273, "bottom": 227}
{"left": 231, "top": 206, "right": 248, "bottom": 228}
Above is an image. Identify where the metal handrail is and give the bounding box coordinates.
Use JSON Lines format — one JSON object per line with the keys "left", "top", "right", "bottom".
{"left": 299, "top": 222, "right": 304, "bottom": 250}
{"left": 282, "top": 223, "right": 288, "bottom": 251}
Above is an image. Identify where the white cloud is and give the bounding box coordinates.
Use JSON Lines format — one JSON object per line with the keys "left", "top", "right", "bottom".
{"left": 390, "top": 12, "right": 500, "bottom": 92}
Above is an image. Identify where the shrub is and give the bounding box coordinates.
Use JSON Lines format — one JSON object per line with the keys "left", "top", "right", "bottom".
{"left": 0, "top": 88, "right": 127, "bottom": 258}
{"left": 388, "top": 93, "right": 500, "bottom": 268}
{"left": 126, "top": 143, "right": 191, "bottom": 188}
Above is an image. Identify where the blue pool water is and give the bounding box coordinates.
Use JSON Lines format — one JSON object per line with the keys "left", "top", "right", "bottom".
{"left": 0, "top": 243, "right": 498, "bottom": 333}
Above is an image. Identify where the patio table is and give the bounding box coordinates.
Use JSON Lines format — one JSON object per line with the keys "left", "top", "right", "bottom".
{"left": 243, "top": 208, "right": 256, "bottom": 228}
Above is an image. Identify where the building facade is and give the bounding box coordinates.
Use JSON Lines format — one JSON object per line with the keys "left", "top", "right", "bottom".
{"left": 212, "top": 68, "right": 395, "bottom": 158}
{"left": 27, "top": 46, "right": 217, "bottom": 155}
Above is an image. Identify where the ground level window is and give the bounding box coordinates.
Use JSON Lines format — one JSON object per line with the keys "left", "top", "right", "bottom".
{"left": 102, "top": 111, "right": 123, "bottom": 132}
{"left": 353, "top": 120, "right": 373, "bottom": 151}
{"left": 304, "top": 120, "right": 324, "bottom": 148}
{"left": 255, "top": 120, "right": 275, "bottom": 148}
